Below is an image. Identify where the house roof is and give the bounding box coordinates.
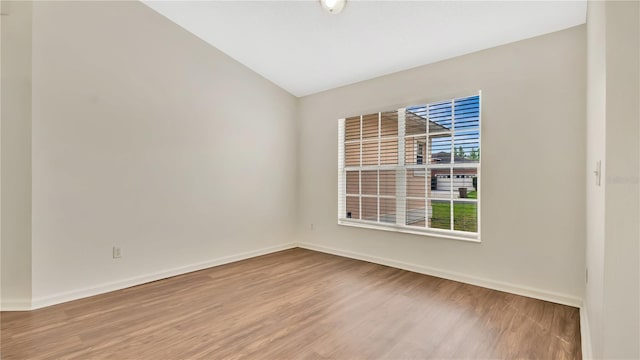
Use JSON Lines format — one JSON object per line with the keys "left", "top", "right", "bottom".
{"left": 431, "top": 151, "right": 468, "bottom": 163}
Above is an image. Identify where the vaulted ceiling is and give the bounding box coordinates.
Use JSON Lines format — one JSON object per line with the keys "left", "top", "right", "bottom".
{"left": 143, "top": 1, "right": 587, "bottom": 97}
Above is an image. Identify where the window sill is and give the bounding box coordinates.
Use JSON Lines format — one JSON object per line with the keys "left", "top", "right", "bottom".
{"left": 337, "top": 219, "right": 481, "bottom": 243}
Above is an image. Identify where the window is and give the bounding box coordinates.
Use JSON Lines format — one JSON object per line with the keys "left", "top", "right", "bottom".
{"left": 337, "top": 93, "right": 481, "bottom": 241}
{"left": 416, "top": 143, "right": 424, "bottom": 164}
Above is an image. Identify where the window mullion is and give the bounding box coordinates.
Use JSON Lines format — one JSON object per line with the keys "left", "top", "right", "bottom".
{"left": 425, "top": 103, "right": 430, "bottom": 228}
{"left": 396, "top": 109, "right": 406, "bottom": 226}
{"left": 450, "top": 167, "right": 454, "bottom": 231}
{"left": 477, "top": 90, "right": 482, "bottom": 237}
{"left": 359, "top": 115, "right": 363, "bottom": 220}
{"left": 338, "top": 118, "right": 346, "bottom": 220}
{"left": 450, "top": 101, "right": 455, "bottom": 231}
{"left": 377, "top": 112, "right": 381, "bottom": 222}
{"left": 450, "top": 100, "right": 455, "bottom": 164}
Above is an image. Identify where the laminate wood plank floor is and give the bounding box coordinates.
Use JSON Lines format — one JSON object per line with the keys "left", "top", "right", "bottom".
{"left": 1, "top": 248, "right": 581, "bottom": 359}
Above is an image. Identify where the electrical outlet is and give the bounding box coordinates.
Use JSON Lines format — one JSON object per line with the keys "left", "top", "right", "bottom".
{"left": 113, "top": 246, "right": 122, "bottom": 259}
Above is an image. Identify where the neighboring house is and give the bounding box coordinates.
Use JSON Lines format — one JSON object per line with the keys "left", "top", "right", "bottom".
{"left": 429, "top": 152, "right": 477, "bottom": 194}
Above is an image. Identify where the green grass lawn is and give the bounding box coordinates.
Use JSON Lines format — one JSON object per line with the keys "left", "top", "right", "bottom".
{"left": 430, "top": 194, "right": 477, "bottom": 232}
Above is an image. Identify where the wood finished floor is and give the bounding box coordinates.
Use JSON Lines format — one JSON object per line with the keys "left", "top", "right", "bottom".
{"left": 1, "top": 248, "right": 581, "bottom": 359}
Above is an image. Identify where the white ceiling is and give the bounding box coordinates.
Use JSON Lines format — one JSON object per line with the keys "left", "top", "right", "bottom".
{"left": 143, "top": 1, "right": 587, "bottom": 97}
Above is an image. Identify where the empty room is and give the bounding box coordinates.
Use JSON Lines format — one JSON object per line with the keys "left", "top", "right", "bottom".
{"left": 1, "top": 0, "right": 638, "bottom": 359}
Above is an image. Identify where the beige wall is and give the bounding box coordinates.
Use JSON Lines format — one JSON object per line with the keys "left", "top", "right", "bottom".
{"left": 298, "top": 26, "right": 586, "bottom": 303}
{"left": 27, "top": 1, "right": 298, "bottom": 305}
{"left": 601, "top": 3, "right": 639, "bottom": 356}
{"left": 585, "top": 1, "right": 606, "bottom": 356}
{"left": 1, "top": 1, "right": 33, "bottom": 309}
{"left": 585, "top": 1, "right": 640, "bottom": 358}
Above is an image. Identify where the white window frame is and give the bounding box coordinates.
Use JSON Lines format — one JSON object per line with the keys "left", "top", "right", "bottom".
{"left": 337, "top": 92, "right": 481, "bottom": 242}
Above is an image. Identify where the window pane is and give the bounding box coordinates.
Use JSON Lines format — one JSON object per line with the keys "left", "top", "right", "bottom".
{"left": 453, "top": 168, "right": 477, "bottom": 199}
{"left": 379, "top": 170, "right": 396, "bottom": 196}
{"left": 362, "top": 141, "right": 378, "bottom": 166}
{"left": 406, "top": 199, "right": 426, "bottom": 227}
{"left": 346, "top": 171, "right": 359, "bottom": 195}
{"left": 430, "top": 169, "right": 452, "bottom": 199}
{"left": 362, "top": 197, "right": 378, "bottom": 222}
{"left": 453, "top": 130, "right": 480, "bottom": 163}
{"left": 454, "top": 201, "right": 477, "bottom": 232}
{"left": 381, "top": 111, "right": 398, "bottom": 137}
{"left": 406, "top": 106, "right": 427, "bottom": 135}
{"left": 454, "top": 96, "right": 480, "bottom": 131}
{"left": 379, "top": 198, "right": 396, "bottom": 224}
{"left": 429, "top": 199, "right": 451, "bottom": 230}
{"left": 346, "top": 196, "right": 360, "bottom": 220}
{"left": 345, "top": 116, "right": 360, "bottom": 141}
{"left": 362, "top": 113, "right": 378, "bottom": 139}
{"left": 405, "top": 136, "right": 426, "bottom": 165}
{"left": 345, "top": 142, "right": 360, "bottom": 166}
{"left": 380, "top": 138, "right": 398, "bottom": 165}
{"left": 407, "top": 170, "right": 425, "bottom": 197}
{"left": 429, "top": 134, "right": 451, "bottom": 164}
{"left": 361, "top": 170, "right": 377, "bottom": 195}
{"left": 428, "top": 100, "right": 453, "bottom": 133}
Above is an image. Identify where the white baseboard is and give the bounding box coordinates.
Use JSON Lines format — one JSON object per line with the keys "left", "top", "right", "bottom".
{"left": 580, "top": 305, "right": 593, "bottom": 359}
{"left": 8, "top": 242, "right": 585, "bottom": 314}
{"left": 28, "top": 243, "right": 296, "bottom": 310}
{"left": 298, "top": 242, "right": 583, "bottom": 308}
{"left": 0, "top": 299, "right": 32, "bottom": 311}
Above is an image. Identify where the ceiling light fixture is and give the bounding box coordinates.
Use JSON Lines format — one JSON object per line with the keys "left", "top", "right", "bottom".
{"left": 320, "top": 0, "right": 346, "bottom": 14}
